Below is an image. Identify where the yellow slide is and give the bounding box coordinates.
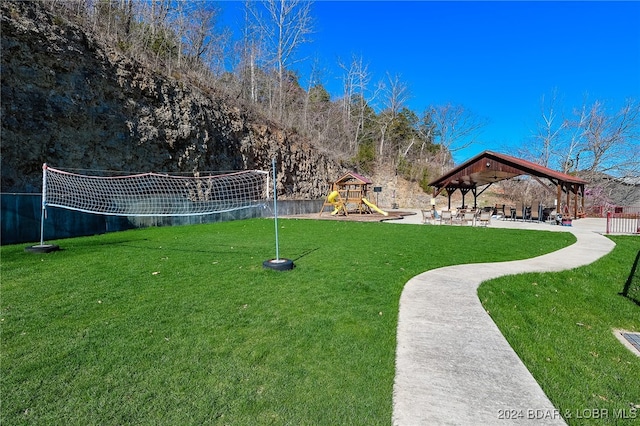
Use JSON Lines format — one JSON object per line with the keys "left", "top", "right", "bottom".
{"left": 362, "top": 197, "right": 388, "bottom": 216}
{"left": 327, "top": 190, "right": 343, "bottom": 215}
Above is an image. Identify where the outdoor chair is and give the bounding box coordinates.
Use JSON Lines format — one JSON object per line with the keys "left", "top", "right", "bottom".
{"left": 515, "top": 204, "right": 524, "bottom": 221}
{"left": 440, "top": 210, "right": 453, "bottom": 225}
{"left": 497, "top": 204, "right": 506, "bottom": 220}
{"left": 530, "top": 202, "right": 541, "bottom": 221}
{"left": 451, "top": 209, "right": 464, "bottom": 225}
{"left": 463, "top": 210, "right": 476, "bottom": 226}
{"left": 478, "top": 210, "right": 491, "bottom": 227}
{"left": 421, "top": 209, "right": 435, "bottom": 224}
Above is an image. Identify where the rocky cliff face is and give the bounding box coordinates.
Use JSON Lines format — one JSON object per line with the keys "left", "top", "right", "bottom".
{"left": 1, "top": 1, "right": 340, "bottom": 198}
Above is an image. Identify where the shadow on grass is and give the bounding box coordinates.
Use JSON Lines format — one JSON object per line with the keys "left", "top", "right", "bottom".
{"left": 46, "top": 235, "right": 323, "bottom": 261}
{"left": 620, "top": 249, "right": 640, "bottom": 307}
{"left": 292, "top": 247, "right": 320, "bottom": 262}
{"left": 114, "top": 242, "right": 261, "bottom": 256}
{"left": 22, "top": 237, "right": 148, "bottom": 255}
{"left": 43, "top": 238, "right": 227, "bottom": 256}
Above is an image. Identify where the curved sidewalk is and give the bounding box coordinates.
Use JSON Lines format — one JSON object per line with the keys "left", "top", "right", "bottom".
{"left": 392, "top": 217, "right": 616, "bottom": 425}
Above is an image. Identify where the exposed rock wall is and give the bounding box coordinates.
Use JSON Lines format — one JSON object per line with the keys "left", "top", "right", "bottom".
{"left": 1, "top": 1, "right": 340, "bottom": 198}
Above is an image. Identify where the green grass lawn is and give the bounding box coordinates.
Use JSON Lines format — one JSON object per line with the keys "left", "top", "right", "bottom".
{"left": 479, "top": 236, "right": 640, "bottom": 425}
{"left": 1, "top": 219, "right": 575, "bottom": 425}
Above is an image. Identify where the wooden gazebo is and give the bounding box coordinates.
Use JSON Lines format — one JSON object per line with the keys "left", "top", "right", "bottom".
{"left": 428, "top": 151, "right": 588, "bottom": 219}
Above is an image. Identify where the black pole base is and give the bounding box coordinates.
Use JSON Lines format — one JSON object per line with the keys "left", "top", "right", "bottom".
{"left": 263, "top": 258, "right": 294, "bottom": 271}
{"left": 25, "top": 244, "right": 60, "bottom": 254}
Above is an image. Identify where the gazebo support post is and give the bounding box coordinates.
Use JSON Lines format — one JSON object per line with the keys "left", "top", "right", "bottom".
{"left": 471, "top": 184, "right": 492, "bottom": 209}
{"left": 557, "top": 184, "right": 563, "bottom": 217}
{"left": 459, "top": 188, "right": 467, "bottom": 209}
{"left": 573, "top": 183, "right": 579, "bottom": 219}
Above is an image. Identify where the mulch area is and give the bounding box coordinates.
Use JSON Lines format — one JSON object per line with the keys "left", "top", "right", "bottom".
{"left": 284, "top": 210, "right": 418, "bottom": 223}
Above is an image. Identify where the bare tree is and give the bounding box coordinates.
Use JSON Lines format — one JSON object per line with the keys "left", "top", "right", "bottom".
{"left": 377, "top": 72, "right": 410, "bottom": 156}
{"left": 338, "top": 55, "right": 374, "bottom": 154}
{"left": 89, "top": 0, "right": 135, "bottom": 44}
{"left": 186, "top": 3, "right": 229, "bottom": 77}
{"left": 578, "top": 99, "right": 640, "bottom": 175}
{"left": 416, "top": 109, "right": 438, "bottom": 161}
{"left": 558, "top": 103, "right": 589, "bottom": 173}
{"left": 428, "top": 103, "right": 488, "bottom": 173}
{"left": 529, "top": 92, "right": 640, "bottom": 206}
{"left": 545, "top": 98, "right": 640, "bottom": 177}
{"left": 245, "top": 0, "right": 313, "bottom": 120}
{"left": 302, "top": 56, "right": 325, "bottom": 131}
{"left": 235, "top": 0, "right": 267, "bottom": 104}
{"left": 525, "top": 89, "right": 566, "bottom": 168}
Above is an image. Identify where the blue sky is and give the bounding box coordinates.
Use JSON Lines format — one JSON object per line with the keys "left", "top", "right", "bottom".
{"left": 221, "top": 1, "right": 640, "bottom": 163}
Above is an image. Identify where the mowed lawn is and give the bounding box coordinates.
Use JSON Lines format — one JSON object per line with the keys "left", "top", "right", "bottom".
{"left": 1, "top": 218, "right": 574, "bottom": 425}
{"left": 479, "top": 235, "right": 640, "bottom": 425}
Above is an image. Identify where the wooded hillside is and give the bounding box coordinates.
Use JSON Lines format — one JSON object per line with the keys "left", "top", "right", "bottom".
{"left": 0, "top": 1, "right": 346, "bottom": 199}
{"left": 2, "top": 1, "right": 638, "bottom": 208}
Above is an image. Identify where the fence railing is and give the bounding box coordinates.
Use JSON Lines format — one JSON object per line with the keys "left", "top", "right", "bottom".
{"left": 606, "top": 206, "right": 640, "bottom": 235}
{"left": 585, "top": 205, "right": 608, "bottom": 218}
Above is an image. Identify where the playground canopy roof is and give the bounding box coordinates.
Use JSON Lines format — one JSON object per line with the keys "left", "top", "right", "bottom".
{"left": 334, "top": 172, "right": 372, "bottom": 186}
{"left": 428, "top": 150, "right": 587, "bottom": 193}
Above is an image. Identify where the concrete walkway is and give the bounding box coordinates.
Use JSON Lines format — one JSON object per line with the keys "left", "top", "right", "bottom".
{"left": 389, "top": 213, "right": 616, "bottom": 425}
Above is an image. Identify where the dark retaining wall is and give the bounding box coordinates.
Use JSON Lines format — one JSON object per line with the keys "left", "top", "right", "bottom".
{"left": 1, "top": 193, "right": 322, "bottom": 245}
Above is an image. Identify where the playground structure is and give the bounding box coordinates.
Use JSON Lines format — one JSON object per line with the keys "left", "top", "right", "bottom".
{"left": 319, "top": 172, "right": 388, "bottom": 217}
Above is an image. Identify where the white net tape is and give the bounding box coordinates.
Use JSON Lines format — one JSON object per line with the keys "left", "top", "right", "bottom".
{"left": 43, "top": 165, "right": 269, "bottom": 216}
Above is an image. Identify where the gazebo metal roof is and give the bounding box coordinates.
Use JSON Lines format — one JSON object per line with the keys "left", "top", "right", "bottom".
{"left": 428, "top": 150, "right": 588, "bottom": 218}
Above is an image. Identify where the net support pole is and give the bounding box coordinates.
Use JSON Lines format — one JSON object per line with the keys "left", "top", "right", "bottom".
{"left": 262, "top": 158, "right": 293, "bottom": 271}
{"left": 25, "top": 163, "right": 59, "bottom": 253}
{"left": 40, "top": 163, "right": 47, "bottom": 246}
{"left": 272, "top": 158, "right": 280, "bottom": 261}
